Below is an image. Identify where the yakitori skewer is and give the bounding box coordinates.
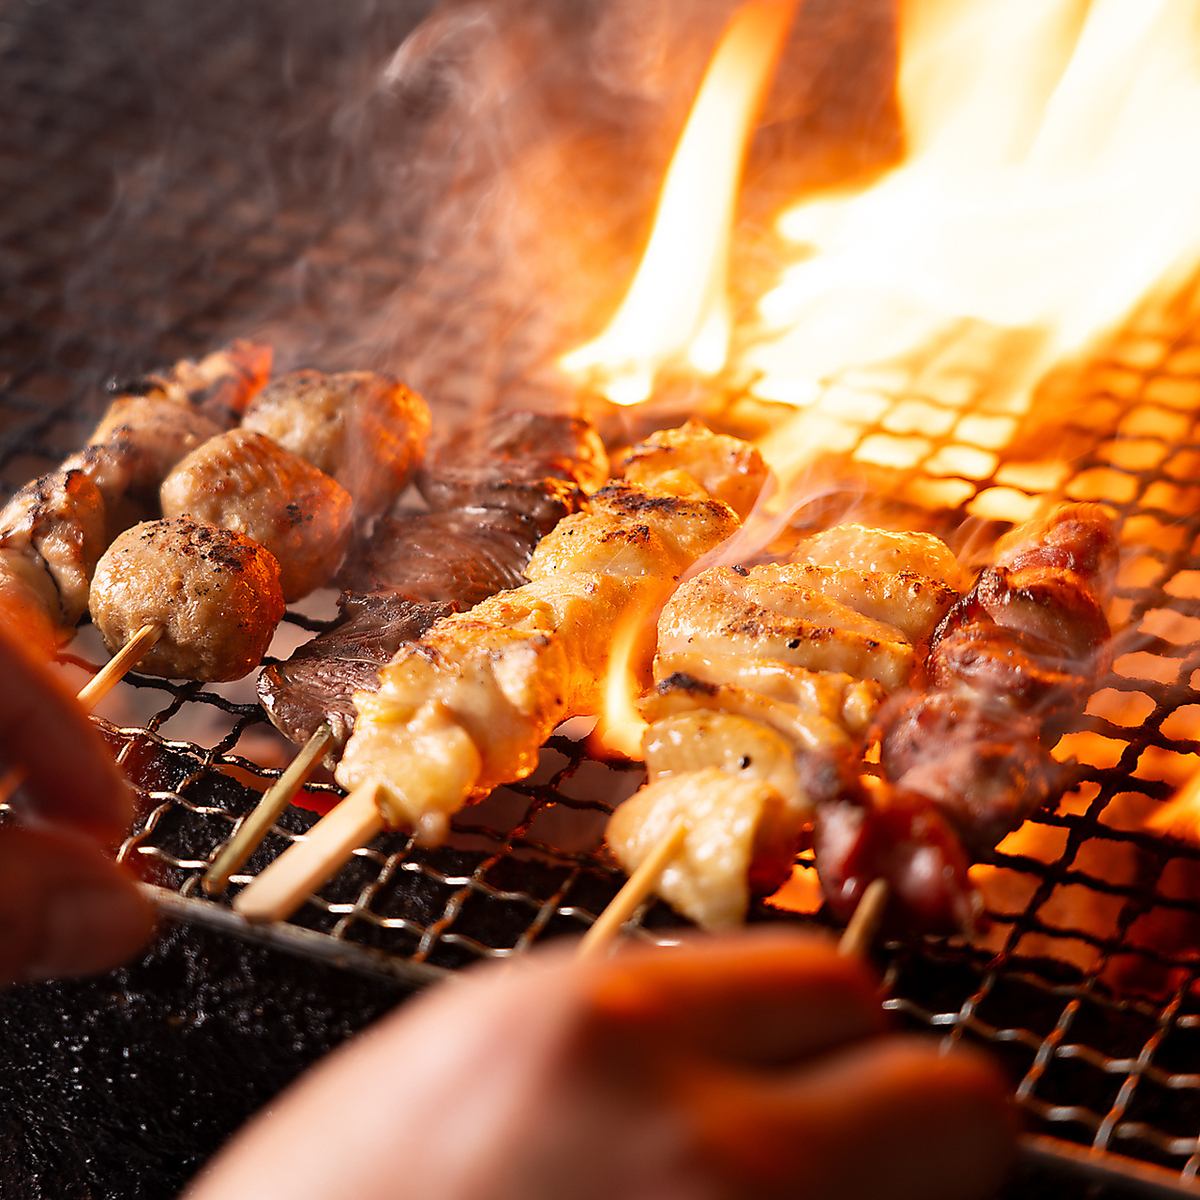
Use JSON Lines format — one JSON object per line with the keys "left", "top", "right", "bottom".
{"left": 235, "top": 423, "right": 768, "bottom": 924}
{"left": 219, "top": 412, "right": 610, "bottom": 896}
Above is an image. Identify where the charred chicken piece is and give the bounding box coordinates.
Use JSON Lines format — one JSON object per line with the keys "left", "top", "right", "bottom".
{"left": 258, "top": 592, "right": 451, "bottom": 752}
{"left": 259, "top": 411, "right": 609, "bottom": 756}
{"left": 0, "top": 469, "right": 108, "bottom": 626}
{"left": 416, "top": 410, "right": 608, "bottom": 535}
{"left": 161, "top": 430, "right": 353, "bottom": 602}
{"left": 121, "top": 340, "right": 273, "bottom": 430}
{"left": 815, "top": 502, "right": 1118, "bottom": 932}
{"left": 606, "top": 529, "right": 962, "bottom": 930}
{"left": 90, "top": 517, "right": 285, "bottom": 682}
{"left": 790, "top": 524, "right": 967, "bottom": 592}
{"left": 66, "top": 340, "right": 272, "bottom": 539}
{"left": 243, "top": 370, "right": 431, "bottom": 522}
{"left": 337, "top": 424, "right": 765, "bottom": 843}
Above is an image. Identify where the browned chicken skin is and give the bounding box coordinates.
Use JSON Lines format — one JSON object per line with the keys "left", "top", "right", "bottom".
{"left": 0, "top": 469, "right": 108, "bottom": 626}
{"left": 243, "top": 370, "right": 430, "bottom": 522}
{"left": 90, "top": 517, "right": 285, "bottom": 682}
{"left": 161, "top": 429, "right": 353, "bottom": 601}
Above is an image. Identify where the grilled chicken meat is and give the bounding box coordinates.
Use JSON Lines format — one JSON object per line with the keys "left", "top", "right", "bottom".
{"left": 815, "top": 503, "right": 1118, "bottom": 931}
{"left": 90, "top": 516, "right": 285, "bottom": 682}
{"left": 336, "top": 423, "right": 765, "bottom": 843}
{"left": 161, "top": 429, "right": 353, "bottom": 601}
{"left": 87, "top": 398, "right": 224, "bottom": 497}
{"left": 243, "top": 370, "right": 431, "bottom": 522}
{"left": 0, "top": 468, "right": 107, "bottom": 626}
{"left": 606, "top": 529, "right": 961, "bottom": 930}
{"left": 416, "top": 410, "right": 608, "bottom": 535}
{"left": 258, "top": 412, "right": 608, "bottom": 755}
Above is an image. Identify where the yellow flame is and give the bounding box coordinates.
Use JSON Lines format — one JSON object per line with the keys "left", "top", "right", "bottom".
{"left": 590, "top": 606, "right": 653, "bottom": 760}
{"left": 750, "top": 0, "right": 1200, "bottom": 419}
{"left": 559, "top": 0, "right": 797, "bottom": 404}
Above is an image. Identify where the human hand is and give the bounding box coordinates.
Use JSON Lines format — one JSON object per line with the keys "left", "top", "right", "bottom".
{"left": 0, "top": 625, "right": 153, "bottom": 984}
{"left": 189, "top": 931, "right": 1015, "bottom": 1200}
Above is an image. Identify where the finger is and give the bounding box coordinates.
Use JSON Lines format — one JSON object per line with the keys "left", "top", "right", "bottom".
{"left": 584, "top": 930, "right": 887, "bottom": 1066}
{"left": 703, "top": 1035, "right": 1016, "bottom": 1200}
{"left": 0, "top": 626, "right": 132, "bottom": 839}
{"left": 0, "top": 827, "right": 154, "bottom": 985}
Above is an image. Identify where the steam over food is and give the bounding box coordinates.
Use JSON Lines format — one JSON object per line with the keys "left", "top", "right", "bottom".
{"left": 161, "top": 429, "right": 353, "bottom": 601}
{"left": 90, "top": 517, "right": 285, "bottom": 682}
{"left": 243, "top": 370, "right": 430, "bottom": 522}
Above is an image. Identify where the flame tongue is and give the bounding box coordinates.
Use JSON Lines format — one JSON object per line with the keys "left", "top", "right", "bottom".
{"left": 560, "top": 0, "right": 797, "bottom": 406}
{"left": 751, "top": 0, "right": 1200, "bottom": 412}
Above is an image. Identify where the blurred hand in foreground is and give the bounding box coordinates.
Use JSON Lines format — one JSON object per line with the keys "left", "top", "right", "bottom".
{"left": 0, "top": 625, "right": 153, "bottom": 985}
{"left": 189, "top": 931, "right": 1015, "bottom": 1200}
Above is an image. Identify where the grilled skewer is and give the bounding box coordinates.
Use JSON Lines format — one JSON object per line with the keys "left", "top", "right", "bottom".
{"left": 598, "top": 528, "right": 962, "bottom": 935}
{"left": 205, "top": 411, "right": 607, "bottom": 895}
{"left": 816, "top": 502, "right": 1118, "bottom": 931}
{"left": 235, "top": 421, "right": 767, "bottom": 923}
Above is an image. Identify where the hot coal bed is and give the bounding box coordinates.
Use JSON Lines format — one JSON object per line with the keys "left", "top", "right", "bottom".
{"left": 3, "top": 1, "right": 1200, "bottom": 1197}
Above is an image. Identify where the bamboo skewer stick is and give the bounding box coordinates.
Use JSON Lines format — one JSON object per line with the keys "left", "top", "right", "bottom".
{"left": 233, "top": 780, "right": 383, "bottom": 923}
{"left": 837, "top": 878, "right": 890, "bottom": 958}
{"left": 203, "top": 723, "right": 334, "bottom": 896}
{"left": 577, "top": 818, "right": 688, "bottom": 959}
{"left": 0, "top": 621, "right": 162, "bottom": 807}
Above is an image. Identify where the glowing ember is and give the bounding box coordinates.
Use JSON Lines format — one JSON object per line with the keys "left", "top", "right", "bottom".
{"left": 753, "top": 0, "right": 1200, "bottom": 421}
{"left": 559, "top": 0, "right": 797, "bottom": 405}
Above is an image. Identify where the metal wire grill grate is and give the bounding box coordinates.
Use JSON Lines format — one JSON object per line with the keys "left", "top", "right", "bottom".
{"left": 3, "top": 0, "right": 1200, "bottom": 1191}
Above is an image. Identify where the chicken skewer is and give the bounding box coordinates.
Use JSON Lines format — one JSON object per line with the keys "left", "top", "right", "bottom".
{"left": 594, "top": 503, "right": 1116, "bottom": 947}
{"left": 204, "top": 411, "right": 607, "bottom": 895}
{"left": 235, "top": 422, "right": 768, "bottom": 923}
{"left": 591, "top": 526, "right": 963, "bottom": 939}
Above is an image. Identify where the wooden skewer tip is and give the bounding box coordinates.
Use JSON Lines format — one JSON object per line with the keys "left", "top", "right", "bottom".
{"left": 233, "top": 779, "right": 383, "bottom": 924}
{"left": 838, "top": 878, "right": 890, "bottom": 959}
{"left": 577, "top": 818, "right": 688, "bottom": 960}
{"left": 203, "top": 724, "right": 333, "bottom": 897}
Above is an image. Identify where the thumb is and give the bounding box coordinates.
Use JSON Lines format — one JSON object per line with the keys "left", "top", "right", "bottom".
{"left": 0, "top": 826, "right": 154, "bottom": 985}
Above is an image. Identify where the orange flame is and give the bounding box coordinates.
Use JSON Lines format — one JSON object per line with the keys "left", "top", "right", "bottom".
{"left": 590, "top": 604, "right": 654, "bottom": 760}
{"left": 1147, "top": 766, "right": 1200, "bottom": 843}
{"left": 753, "top": 0, "right": 1200, "bottom": 418}
{"left": 559, "top": 0, "right": 797, "bottom": 405}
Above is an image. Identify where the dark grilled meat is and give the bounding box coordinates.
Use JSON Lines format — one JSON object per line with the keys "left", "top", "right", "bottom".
{"left": 338, "top": 508, "right": 533, "bottom": 606}
{"left": 259, "top": 593, "right": 451, "bottom": 750}
{"left": 258, "top": 411, "right": 608, "bottom": 755}
{"left": 817, "top": 503, "right": 1118, "bottom": 931}
{"left": 416, "top": 411, "right": 607, "bottom": 536}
